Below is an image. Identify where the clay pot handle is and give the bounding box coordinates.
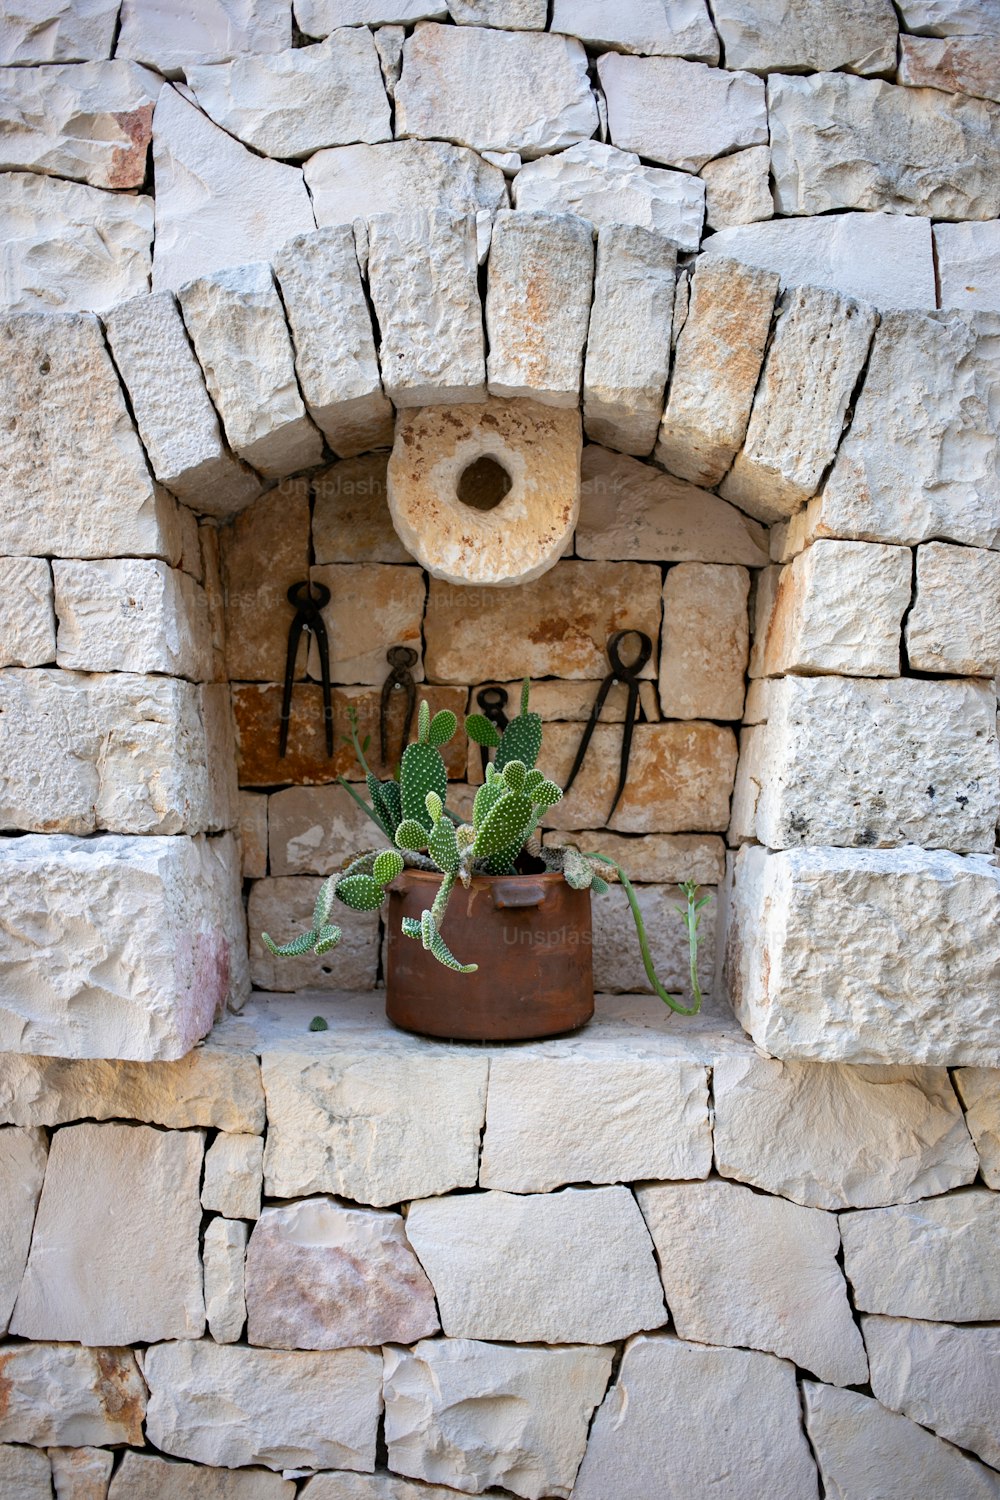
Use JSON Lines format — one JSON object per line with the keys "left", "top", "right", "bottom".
{"left": 490, "top": 879, "right": 548, "bottom": 910}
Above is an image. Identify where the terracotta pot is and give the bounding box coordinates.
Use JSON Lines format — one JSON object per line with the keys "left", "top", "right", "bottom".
{"left": 385, "top": 869, "right": 594, "bottom": 1042}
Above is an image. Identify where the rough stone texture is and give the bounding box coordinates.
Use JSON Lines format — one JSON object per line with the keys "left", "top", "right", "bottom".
{"left": 0, "top": 1127, "right": 46, "bottom": 1332}
{"left": 714, "top": 1054, "right": 977, "bottom": 1209}
{"left": 178, "top": 263, "right": 323, "bottom": 481}
{"left": 300, "top": 1475, "right": 465, "bottom": 1500}
{"left": 512, "top": 140, "right": 705, "bottom": 254}
{"left": 954, "top": 1068, "right": 1000, "bottom": 1189}
{"left": 239, "top": 792, "right": 268, "bottom": 879}
{"left": 383, "top": 1338, "right": 613, "bottom": 1500}
{"left": 118, "top": 0, "right": 290, "bottom": 73}
{"left": 720, "top": 286, "right": 876, "bottom": 523}
{"left": 202, "top": 1133, "right": 263, "bottom": 1219}
{"left": 842, "top": 1189, "right": 1000, "bottom": 1320}
{"left": 144, "top": 1341, "right": 381, "bottom": 1473}
{"left": 110, "top": 1452, "right": 292, "bottom": 1497}
{"left": 388, "top": 400, "right": 580, "bottom": 586}
{"left": 305, "top": 564, "right": 425, "bottom": 684}
{"left": 701, "top": 145, "right": 772, "bottom": 229}
{"left": 480, "top": 1048, "right": 710, "bottom": 1192}
{"left": 313, "top": 454, "right": 409, "bottom": 564}
{"left": 221, "top": 480, "right": 309, "bottom": 684}
{"left": 49, "top": 1446, "right": 113, "bottom": 1500}
{"left": 245, "top": 1197, "right": 439, "bottom": 1350}
{"left": 751, "top": 541, "right": 912, "bottom": 679}
{"left": 897, "top": 0, "right": 1000, "bottom": 34}
{"left": 714, "top": 0, "right": 897, "bottom": 72}
{"left": 151, "top": 86, "right": 314, "bottom": 293}
{"left": 726, "top": 845, "right": 1000, "bottom": 1066}
{"left": 583, "top": 224, "right": 676, "bottom": 455}
{"left": 656, "top": 257, "right": 779, "bottom": 487}
{"left": 551, "top": 0, "right": 718, "bottom": 59}
{"left": 864, "top": 1314, "right": 1000, "bottom": 1471}
{"left": 0, "top": 833, "right": 248, "bottom": 1062}
{"left": 187, "top": 32, "right": 390, "bottom": 159}
{"left": 267, "top": 785, "right": 387, "bottom": 877}
{"left": 574, "top": 1334, "right": 820, "bottom": 1500}
{"left": 900, "top": 33, "right": 1000, "bottom": 107}
{"left": 817, "top": 310, "right": 1000, "bottom": 548}
{"left": 450, "top": 0, "right": 545, "bottom": 25}
{"left": 541, "top": 830, "right": 725, "bottom": 885}
{"left": 0, "top": 1343, "right": 145, "bottom": 1447}
{"left": 104, "top": 291, "right": 259, "bottom": 518}
{"left": 0, "top": 557, "right": 55, "bottom": 668}
{"left": 11, "top": 1121, "right": 204, "bottom": 1345}
{"left": 395, "top": 22, "right": 597, "bottom": 158}
{"left": 405, "top": 1186, "right": 666, "bottom": 1343}
{"left": 660, "top": 563, "right": 748, "bottom": 720}
{"left": 769, "top": 72, "right": 1000, "bottom": 219}
{"left": 935, "top": 221, "right": 1000, "bottom": 313}
{"left": 203, "top": 1217, "right": 248, "bottom": 1346}
{"left": 486, "top": 210, "right": 594, "bottom": 408}
{"left": 593, "top": 880, "right": 716, "bottom": 997}
{"left": 262, "top": 1046, "right": 488, "bottom": 1206}
{"left": 299, "top": 0, "right": 447, "bottom": 24}
{"left": 368, "top": 211, "right": 485, "bottom": 407}
{"left": 0, "top": 1443, "right": 51, "bottom": 1498}
{"left": 0, "top": 1, "right": 118, "bottom": 64}
{"left": 906, "top": 542, "right": 1000, "bottom": 676}
{"left": 703, "top": 212, "right": 936, "bottom": 310}
{"left": 248, "top": 879, "right": 379, "bottom": 992}
{"left": 273, "top": 228, "right": 393, "bottom": 458}
{"left": 600, "top": 55, "right": 767, "bottom": 172}
{"left": 53, "top": 559, "right": 213, "bottom": 680}
{"left": 803, "top": 1382, "right": 1000, "bottom": 1500}
{"left": 0, "top": 59, "right": 157, "bottom": 188}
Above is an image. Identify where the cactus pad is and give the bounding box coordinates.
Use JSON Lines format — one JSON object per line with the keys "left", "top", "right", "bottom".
{"left": 429, "top": 817, "right": 460, "bottom": 874}
{"left": 373, "top": 850, "right": 404, "bottom": 885}
{"left": 465, "top": 713, "right": 501, "bottom": 748}
{"left": 395, "top": 819, "right": 429, "bottom": 851}
{"left": 336, "top": 873, "right": 387, "bottom": 911}
{"left": 428, "top": 709, "right": 457, "bottom": 746}
{"left": 400, "top": 741, "right": 448, "bottom": 830}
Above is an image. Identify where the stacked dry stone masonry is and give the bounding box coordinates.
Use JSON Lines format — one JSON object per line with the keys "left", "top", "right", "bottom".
{"left": 0, "top": 2, "right": 999, "bottom": 1497}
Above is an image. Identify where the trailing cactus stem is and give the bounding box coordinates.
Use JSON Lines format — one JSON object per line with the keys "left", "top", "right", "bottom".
{"left": 587, "top": 853, "right": 705, "bottom": 1016}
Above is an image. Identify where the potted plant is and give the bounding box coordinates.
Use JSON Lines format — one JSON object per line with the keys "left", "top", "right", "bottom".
{"left": 263, "top": 681, "right": 709, "bottom": 1041}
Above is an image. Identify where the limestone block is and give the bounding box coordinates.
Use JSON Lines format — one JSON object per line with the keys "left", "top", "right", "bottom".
{"left": 245, "top": 1197, "right": 438, "bottom": 1349}
{"left": 703, "top": 211, "right": 936, "bottom": 310}
{"left": 374, "top": 25, "right": 405, "bottom": 94}
{"left": 53, "top": 560, "right": 213, "bottom": 680}
{"left": 818, "top": 310, "right": 1000, "bottom": 548}
{"left": 110, "top": 1451, "right": 292, "bottom": 1498}
{"left": 900, "top": 33, "right": 1000, "bottom": 106}
{"left": 221, "top": 480, "right": 309, "bottom": 683}
{"left": 474, "top": 677, "right": 661, "bottom": 727}
{"left": 405, "top": 1186, "right": 665, "bottom": 1343}
{"left": 151, "top": 86, "right": 314, "bottom": 294}
{"left": 179, "top": 263, "right": 323, "bottom": 481}
{"left": 906, "top": 542, "right": 1000, "bottom": 675}
{"left": 935, "top": 221, "right": 1000, "bottom": 313}
{"left": 298, "top": 0, "right": 449, "bottom": 30}
{"left": 714, "top": 0, "right": 896, "bottom": 72}
{"left": 701, "top": 145, "right": 771, "bottom": 229}
{"left": 0, "top": 59, "right": 157, "bottom": 189}
{"left": 593, "top": 882, "right": 716, "bottom": 997}
{"left": 273, "top": 228, "right": 393, "bottom": 458}
{"left": 0, "top": 171, "right": 152, "bottom": 315}
{"left": 769, "top": 72, "right": 1000, "bottom": 219}
{"left": 0, "top": 558, "right": 54, "bottom": 668}
{"left": 187, "top": 32, "right": 390, "bottom": 160}
{"left": 49, "top": 1446, "right": 113, "bottom": 1500}
{"left": 512, "top": 140, "right": 705, "bottom": 254}
{"left": 574, "top": 1333, "right": 820, "bottom": 1500}
{"left": 583, "top": 224, "right": 676, "bottom": 455}
{"left": 368, "top": 211, "right": 485, "bottom": 407}
{"left": 0, "top": 1052, "right": 265, "bottom": 1133}
{"left": 864, "top": 1314, "right": 1000, "bottom": 1470}
{"left": 659, "top": 563, "right": 748, "bottom": 720}
{"left": 898, "top": 0, "right": 1000, "bottom": 33}
{"left": 954, "top": 1068, "right": 1000, "bottom": 1189}
{"left": 262, "top": 1046, "right": 488, "bottom": 1205}
{"left": 383, "top": 1338, "right": 612, "bottom": 1499}
{"left": 267, "top": 784, "right": 370, "bottom": 877}
{"left": 449, "top": 0, "right": 545, "bottom": 24}
{"left": 239, "top": 795, "right": 268, "bottom": 882}
{"left": 0, "top": 1, "right": 118, "bottom": 64}
{"left": 480, "top": 1048, "right": 710, "bottom": 1192}
{"left": 656, "top": 257, "right": 779, "bottom": 488}
{"left": 486, "top": 210, "right": 594, "bottom": 408}
{"left": 306, "top": 563, "right": 425, "bottom": 683}
{"left": 300, "top": 1473, "right": 464, "bottom": 1500}
{"left": 388, "top": 399, "right": 581, "bottom": 586}
{"left": 720, "top": 286, "right": 876, "bottom": 523}
{"left": 0, "top": 1344, "right": 145, "bottom": 1447}
{"left": 551, "top": 0, "right": 718, "bottom": 59}
{"left": 0, "top": 1127, "right": 46, "bottom": 1333}
{"left": 313, "top": 455, "right": 409, "bottom": 564}
{"left": 541, "top": 830, "right": 725, "bottom": 885}
{"left": 842, "top": 1189, "right": 1000, "bottom": 1320}
{"left": 203, "top": 1216, "right": 248, "bottom": 1346}
{"left": 803, "top": 1382, "right": 1000, "bottom": 1500}
{"left": 600, "top": 54, "right": 767, "bottom": 172}
{"left": 144, "top": 1341, "right": 381, "bottom": 1473}
{"left": 0, "top": 832, "right": 248, "bottom": 1062}
{"left": 396, "top": 22, "right": 597, "bottom": 158}
{"left": 119, "top": 0, "right": 289, "bottom": 71}
{"left": 727, "top": 845, "right": 1000, "bottom": 1066}
{"left": 714, "top": 1054, "right": 978, "bottom": 1209}
{"left": 751, "top": 541, "right": 911, "bottom": 679}
{"left": 0, "top": 1443, "right": 50, "bottom": 1498}
{"left": 248, "top": 878, "right": 379, "bottom": 992}
{"left": 104, "top": 291, "right": 260, "bottom": 517}
{"left": 202, "top": 1133, "right": 263, "bottom": 1219}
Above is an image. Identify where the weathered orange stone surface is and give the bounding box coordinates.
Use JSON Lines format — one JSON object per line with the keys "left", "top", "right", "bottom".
{"left": 221, "top": 480, "right": 310, "bottom": 683}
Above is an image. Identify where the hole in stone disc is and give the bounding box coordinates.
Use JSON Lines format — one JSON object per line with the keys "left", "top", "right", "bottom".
{"left": 456, "top": 455, "right": 513, "bottom": 512}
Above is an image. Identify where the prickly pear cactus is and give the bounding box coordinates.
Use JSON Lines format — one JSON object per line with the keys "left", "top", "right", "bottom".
{"left": 400, "top": 699, "right": 452, "bottom": 831}
{"left": 494, "top": 679, "right": 543, "bottom": 772}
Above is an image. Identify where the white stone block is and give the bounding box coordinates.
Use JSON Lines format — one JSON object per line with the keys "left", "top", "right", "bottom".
{"left": 383, "top": 1338, "right": 613, "bottom": 1500}
{"left": 0, "top": 59, "right": 158, "bottom": 188}
{"left": 935, "top": 221, "right": 1000, "bottom": 312}
{"left": 660, "top": 563, "right": 749, "bottom": 720}
{"left": 53, "top": 559, "right": 213, "bottom": 680}
{"left": 0, "top": 0, "right": 117, "bottom": 64}
{"left": 600, "top": 54, "right": 767, "bottom": 172}
{"left": 714, "top": 0, "right": 897, "bottom": 72}
{"left": 900, "top": 33, "right": 1000, "bottom": 107}
{"left": 118, "top": 0, "right": 290, "bottom": 74}
{"left": 727, "top": 844, "right": 1000, "bottom": 1066}
{"left": 714, "top": 1053, "right": 978, "bottom": 1209}
{"left": 512, "top": 140, "right": 705, "bottom": 253}
{"left": 144, "top": 1341, "right": 382, "bottom": 1472}
{"left": 906, "top": 541, "right": 1000, "bottom": 675}
{"left": 0, "top": 833, "right": 249, "bottom": 1062}
{"left": 297, "top": 0, "right": 448, "bottom": 31}
{"left": 0, "top": 557, "right": 54, "bottom": 668}
{"left": 202, "top": 1133, "right": 263, "bottom": 1220}
{"left": 0, "top": 1344, "right": 145, "bottom": 1448}
{"left": 897, "top": 0, "right": 1000, "bottom": 34}
{"left": 701, "top": 144, "right": 772, "bottom": 229}
{"left": 203, "top": 1217, "right": 248, "bottom": 1345}
{"left": 248, "top": 878, "right": 380, "bottom": 992}
{"left": 954, "top": 1067, "right": 1000, "bottom": 1189}
{"left": 842, "top": 1189, "right": 1000, "bottom": 1320}
{"left": 12, "top": 1121, "right": 204, "bottom": 1344}
{"left": 551, "top": 0, "right": 718, "bottom": 59}
{"left": 368, "top": 211, "right": 485, "bottom": 406}
{"left": 449, "top": 0, "right": 546, "bottom": 24}
{"left": 574, "top": 1333, "right": 820, "bottom": 1500}
{"left": 395, "top": 22, "right": 598, "bottom": 158}
{"left": 0, "top": 1126, "right": 46, "bottom": 1333}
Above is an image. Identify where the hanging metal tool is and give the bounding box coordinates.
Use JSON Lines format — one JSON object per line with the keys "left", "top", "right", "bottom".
{"left": 562, "top": 629, "right": 653, "bottom": 822}
{"left": 380, "top": 645, "right": 419, "bottom": 767}
{"left": 279, "top": 580, "right": 333, "bottom": 759}
{"left": 475, "top": 685, "right": 510, "bottom": 777}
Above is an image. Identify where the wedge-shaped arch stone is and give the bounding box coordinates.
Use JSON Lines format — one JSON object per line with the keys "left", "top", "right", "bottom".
{"left": 0, "top": 1126, "right": 46, "bottom": 1334}
{"left": 0, "top": 1343, "right": 145, "bottom": 1447}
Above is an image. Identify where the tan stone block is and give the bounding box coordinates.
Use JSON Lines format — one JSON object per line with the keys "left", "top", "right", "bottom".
{"left": 268, "top": 784, "right": 374, "bottom": 877}
{"left": 306, "top": 564, "right": 425, "bottom": 685}
{"left": 467, "top": 678, "right": 659, "bottom": 735}
{"left": 313, "top": 454, "right": 411, "bottom": 565}
{"left": 239, "top": 792, "right": 268, "bottom": 880}
{"left": 203, "top": 1133, "right": 263, "bottom": 1220}
{"left": 0, "top": 1344, "right": 145, "bottom": 1447}
{"left": 248, "top": 877, "right": 380, "bottom": 992}
{"left": 899, "top": 33, "right": 1000, "bottom": 106}
{"left": 48, "top": 1445, "right": 113, "bottom": 1500}
{"left": 593, "top": 882, "right": 716, "bottom": 997}
{"left": 701, "top": 145, "right": 773, "bottom": 230}
{"left": 660, "top": 563, "right": 749, "bottom": 721}
{"left": 199, "top": 522, "right": 228, "bottom": 683}
{"left": 203, "top": 1217, "right": 248, "bottom": 1347}
{"left": 222, "top": 480, "right": 311, "bottom": 683}
{"left": 0, "top": 1443, "right": 50, "bottom": 1499}
{"left": 0, "top": 1126, "right": 46, "bottom": 1334}
{"left": 542, "top": 830, "right": 726, "bottom": 885}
